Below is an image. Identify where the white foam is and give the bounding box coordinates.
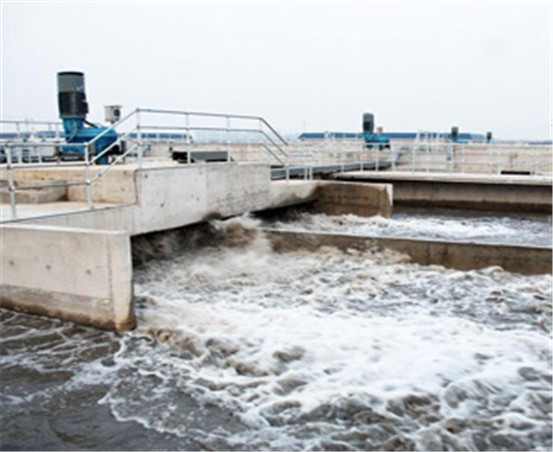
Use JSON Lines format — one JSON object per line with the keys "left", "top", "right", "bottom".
{"left": 118, "top": 219, "right": 551, "bottom": 449}
{"left": 266, "top": 211, "right": 552, "bottom": 246}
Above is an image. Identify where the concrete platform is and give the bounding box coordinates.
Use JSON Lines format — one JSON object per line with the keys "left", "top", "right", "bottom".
{"left": 334, "top": 171, "right": 552, "bottom": 212}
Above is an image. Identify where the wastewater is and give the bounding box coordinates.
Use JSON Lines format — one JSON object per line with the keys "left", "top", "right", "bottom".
{"left": 1, "top": 210, "right": 551, "bottom": 451}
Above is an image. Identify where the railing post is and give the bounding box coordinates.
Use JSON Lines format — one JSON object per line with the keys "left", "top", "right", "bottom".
{"left": 84, "top": 143, "right": 93, "bottom": 208}
{"left": 226, "top": 115, "right": 231, "bottom": 163}
{"left": 185, "top": 113, "right": 191, "bottom": 145}
{"left": 6, "top": 144, "right": 17, "bottom": 219}
{"left": 136, "top": 109, "right": 143, "bottom": 168}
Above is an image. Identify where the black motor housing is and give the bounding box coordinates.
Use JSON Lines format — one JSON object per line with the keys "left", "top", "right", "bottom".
{"left": 57, "top": 71, "right": 89, "bottom": 118}
{"left": 363, "top": 113, "right": 375, "bottom": 134}
{"left": 451, "top": 126, "right": 459, "bottom": 141}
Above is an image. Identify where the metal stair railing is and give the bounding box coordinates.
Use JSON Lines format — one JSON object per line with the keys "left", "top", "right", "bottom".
{"left": 135, "top": 108, "right": 289, "bottom": 165}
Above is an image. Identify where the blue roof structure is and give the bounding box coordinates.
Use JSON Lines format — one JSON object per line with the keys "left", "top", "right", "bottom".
{"left": 0, "top": 131, "right": 191, "bottom": 141}
{"left": 298, "top": 132, "right": 486, "bottom": 141}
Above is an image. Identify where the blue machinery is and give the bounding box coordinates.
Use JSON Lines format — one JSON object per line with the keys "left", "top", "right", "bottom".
{"left": 57, "top": 71, "right": 121, "bottom": 164}
{"left": 363, "top": 114, "right": 492, "bottom": 146}
{"left": 362, "top": 113, "right": 390, "bottom": 149}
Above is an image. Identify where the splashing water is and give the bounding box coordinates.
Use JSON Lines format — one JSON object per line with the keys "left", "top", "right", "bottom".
{"left": 119, "top": 216, "right": 552, "bottom": 450}
{"left": 263, "top": 208, "right": 552, "bottom": 247}
{"left": 1, "top": 215, "right": 551, "bottom": 450}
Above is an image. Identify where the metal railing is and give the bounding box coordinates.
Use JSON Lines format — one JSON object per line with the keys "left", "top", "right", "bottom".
{"left": 387, "top": 141, "right": 552, "bottom": 176}
{"left": 0, "top": 108, "right": 291, "bottom": 222}
{"left": 0, "top": 119, "right": 64, "bottom": 141}
{"left": 289, "top": 136, "right": 551, "bottom": 177}
{"left": 132, "top": 108, "right": 288, "bottom": 166}
{"left": 2, "top": 111, "right": 551, "bottom": 224}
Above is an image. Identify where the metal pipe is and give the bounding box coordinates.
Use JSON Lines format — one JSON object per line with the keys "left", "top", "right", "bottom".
{"left": 6, "top": 145, "right": 17, "bottom": 219}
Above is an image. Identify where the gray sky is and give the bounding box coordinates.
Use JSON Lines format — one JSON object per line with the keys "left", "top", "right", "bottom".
{"left": 1, "top": 0, "right": 551, "bottom": 139}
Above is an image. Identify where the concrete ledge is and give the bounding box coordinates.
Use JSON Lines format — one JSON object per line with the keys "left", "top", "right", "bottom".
{"left": 0, "top": 224, "right": 134, "bottom": 332}
{"left": 334, "top": 172, "right": 552, "bottom": 212}
{"left": 0, "top": 183, "right": 67, "bottom": 204}
{"left": 265, "top": 229, "right": 552, "bottom": 275}
{"left": 315, "top": 182, "right": 393, "bottom": 218}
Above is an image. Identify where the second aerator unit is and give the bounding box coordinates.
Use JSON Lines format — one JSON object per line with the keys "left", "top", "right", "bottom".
{"left": 362, "top": 113, "right": 390, "bottom": 149}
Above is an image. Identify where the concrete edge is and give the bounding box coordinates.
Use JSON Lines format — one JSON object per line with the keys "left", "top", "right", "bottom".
{"left": 263, "top": 229, "right": 552, "bottom": 275}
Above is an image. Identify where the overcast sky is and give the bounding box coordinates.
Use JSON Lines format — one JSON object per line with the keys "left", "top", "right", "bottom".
{"left": 1, "top": 0, "right": 551, "bottom": 139}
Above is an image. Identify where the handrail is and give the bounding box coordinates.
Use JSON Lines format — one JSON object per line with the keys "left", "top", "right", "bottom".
{"left": 137, "top": 108, "right": 289, "bottom": 146}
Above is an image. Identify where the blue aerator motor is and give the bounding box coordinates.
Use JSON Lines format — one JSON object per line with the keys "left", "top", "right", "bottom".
{"left": 57, "top": 71, "right": 120, "bottom": 164}
{"left": 450, "top": 126, "right": 469, "bottom": 144}
{"left": 362, "top": 113, "right": 390, "bottom": 149}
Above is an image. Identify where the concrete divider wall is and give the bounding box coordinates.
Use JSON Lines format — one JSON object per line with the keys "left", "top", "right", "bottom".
{"left": 0, "top": 224, "right": 134, "bottom": 332}
{"left": 316, "top": 182, "right": 393, "bottom": 217}
{"left": 133, "top": 163, "right": 273, "bottom": 234}
{"left": 392, "top": 181, "right": 552, "bottom": 212}
{"left": 334, "top": 172, "right": 552, "bottom": 212}
{"left": 266, "top": 229, "right": 552, "bottom": 275}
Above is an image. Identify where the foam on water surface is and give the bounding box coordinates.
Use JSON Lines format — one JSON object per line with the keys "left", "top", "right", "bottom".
{"left": 264, "top": 208, "right": 552, "bottom": 247}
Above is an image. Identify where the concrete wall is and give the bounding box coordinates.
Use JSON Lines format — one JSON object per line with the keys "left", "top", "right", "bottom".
{"left": 392, "top": 181, "right": 552, "bottom": 212}
{"left": 335, "top": 172, "right": 552, "bottom": 212}
{"left": 0, "top": 224, "right": 134, "bottom": 332}
{"left": 316, "top": 182, "right": 393, "bottom": 218}
{"left": 132, "top": 163, "right": 273, "bottom": 234}
{"left": 266, "top": 229, "right": 552, "bottom": 275}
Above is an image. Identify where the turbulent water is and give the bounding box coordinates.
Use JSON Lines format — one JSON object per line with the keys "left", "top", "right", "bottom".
{"left": 1, "top": 215, "right": 552, "bottom": 450}
{"left": 263, "top": 207, "right": 552, "bottom": 247}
